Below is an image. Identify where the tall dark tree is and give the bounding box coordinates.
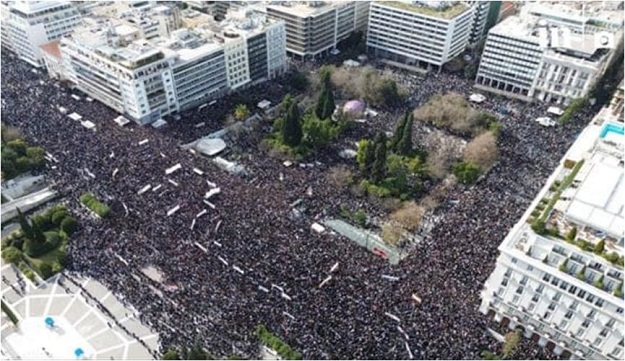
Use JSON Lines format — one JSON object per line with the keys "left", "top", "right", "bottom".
{"left": 363, "top": 141, "right": 375, "bottom": 174}
{"left": 281, "top": 101, "right": 302, "bottom": 147}
{"left": 390, "top": 113, "right": 408, "bottom": 151}
{"left": 396, "top": 113, "right": 414, "bottom": 156}
{"left": 371, "top": 132, "right": 387, "bottom": 183}
{"left": 16, "top": 207, "right": 35, "bottom": 242}
{"left": 315, "top": 66, "right": 335, "bottom": 120}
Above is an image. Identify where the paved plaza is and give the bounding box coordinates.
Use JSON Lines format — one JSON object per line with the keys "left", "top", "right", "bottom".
{"left": 1, "top": 262, "right": 158, "bottom": 360}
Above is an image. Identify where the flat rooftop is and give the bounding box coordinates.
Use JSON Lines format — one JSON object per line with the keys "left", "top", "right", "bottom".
{"left": 379, "top": 1, "right": 470, "bottom": 20}
{"left": 266, "top": 1, "right": 344, "bottom": 18}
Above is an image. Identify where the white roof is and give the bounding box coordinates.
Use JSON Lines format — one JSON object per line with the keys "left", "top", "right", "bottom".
{"left": 196, "top": 138, "right": 227, "bottom": 156}
{"left": 68, "top": 113, "right": 82, "bottom": 121}
{"left": 547, "top": 106, "right": 564, "bottom": 115}
{"left": 565, "top": 157, "right": 624, "bottom": 238}
{"left": 114, "top": 116, "right": 131, "bottom": 126}
{"left": 469, "top": 94, "right": 486, "bottom": 103}
{"left": 81, "top": 120, "right": 96, "bottom": 130}
{"left": 151, "top": 118, "right": 167, "bottom": 128}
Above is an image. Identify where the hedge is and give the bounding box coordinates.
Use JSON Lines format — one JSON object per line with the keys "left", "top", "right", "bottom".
{"left": 80, "top": 193, "right": 111, "bottom": 218}
{"left": 255, "top": 324, "right": 302, "bottom": 360}
{"left": 23, "top": 231, "right": 61, "bottom": 258}
{"left": 1, "top": 300, "right": 18, "bottom": 325}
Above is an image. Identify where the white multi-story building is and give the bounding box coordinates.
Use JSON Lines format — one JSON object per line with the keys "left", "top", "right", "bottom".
{"left": 480, "top": 114, "right": 624, "bottom": 359}
{"left": 54, "top": 10, "right": 286, "bottom": 125}
{"left": 468, "top": 0, "right": 490, "bottom": 45}
{"left": 3, "top": 0, "right": 81, "bottom": 67}
{"left": 475, "top": 2, "right": 624, "bottom": 104}
{"left": 366, "top": 1, "right": 476, "bottom": 70}
{"left": 265, "top": 1, "right": 370, "bottom": 60}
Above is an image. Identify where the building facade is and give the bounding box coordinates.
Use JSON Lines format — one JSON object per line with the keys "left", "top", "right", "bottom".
{"left": 468, "top": 0, "right": 490, "bottom": 45}
{"left": 480, "top": 114, "right": 624, "bottom": 359}
{"left": 266, "top": 1, "right": 369, "bottom": 60}
{"left": 475, "top": 2, "right": 624, "bottom": 104}
{"left": 366, "top": 1, "right": 475, "bottom": 70}
{"left": 3, "top": 0, "right": 81, "bottom": 67}
{"left": 54, "top": 11, "right": 286, "bottom": 125}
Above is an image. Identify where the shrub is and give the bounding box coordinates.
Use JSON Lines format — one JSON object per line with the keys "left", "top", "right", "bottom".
{"left": 353, "top": 209, "right": 367, "bottom": 228}
{"left": 2, "top": 246, "right": 22, "bottom": 264}
{"left": 80, "top": 192, "right": 111, "bottom": 218}
{"left": 1, "top": 300, "right": 18, "bottom": 325}
{"left": 604, "top": 251, "right": 619, "bottom": 264}
{"left": 565, "top": 227, "right": 577, "bottom": 241}
{"left": 51, "top": 210, "right": 70, "bottom": 226}
{"left": 60, "top": 216, "right": 77, "bottom": 235}
{"left": 359, "top": 179, "right": 391, "bottom": 198}
{"left": 594, "top": 239, "right": 605, "bottom": 254}
{"left": 563, "top": 159, "right": 576, "bottom": 169}
{"left": 453, "top": 162, "right": 480, "bottom": 184}
{"left": 558, "top": 259, "right": 568, "bottom": 272}
{"left": 51, "top": 261, "right": 63, "bottom": 274}
{"left": 38, "top": 263, "right": 53, "bottom": 279}
{"left": 593, "top": 275, "right": 604, "bottom": 290}
{"left": 531, "top": 220, "right": 547, "bottom": 235}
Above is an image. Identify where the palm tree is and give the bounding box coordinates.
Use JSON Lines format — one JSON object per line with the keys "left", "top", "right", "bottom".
{"left": 234, "top": 104, "right": 249, "bottom": 121}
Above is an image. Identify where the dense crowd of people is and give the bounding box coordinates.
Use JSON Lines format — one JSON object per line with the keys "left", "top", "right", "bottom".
{"left": 1, "top": 50, "right": 598, "bottom": 359}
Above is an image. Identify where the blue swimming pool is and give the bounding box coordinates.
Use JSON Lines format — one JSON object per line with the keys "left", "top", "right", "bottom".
{"left": 600, "top": 123, "right": 624, "bottom": 138}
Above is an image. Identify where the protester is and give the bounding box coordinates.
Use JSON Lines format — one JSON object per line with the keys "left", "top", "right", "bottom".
{"left": 2, "top": 52, "right": 593, "bottom": 359}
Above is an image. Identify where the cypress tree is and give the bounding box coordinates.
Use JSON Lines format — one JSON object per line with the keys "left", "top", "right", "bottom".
{"left": 363, "top": 140, "right": 375, "bottom": 174}
{"left": 281, "top": 101, "right": 302, "bottom": 147}
{"left": 322, "top": 89, "right": 335, "bottom": 120}
{"left": 390, "top": 113, "right": 408, "bottom": 151}
{"left": 396, "top": 113, "right": 414, "bottom": 156}
{"left": 16, "top": 208, "right": 35, "bottom": 242}
{"left": 315, "top": 88, "right": 329, "bottom": 119}
{"left": 371, "top": 132, "right": 387, "bottom": 183}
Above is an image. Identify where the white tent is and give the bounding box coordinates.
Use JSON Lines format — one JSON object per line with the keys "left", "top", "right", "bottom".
{"left": 547, "top": 106, "right": 564, "bottom": 116}
{"left": 151, "top": 118, "right": 167, "bottom": 128}
{"left": 114, "top": 115, "right": 131, "bottom": 126}
{"left": 81, "top": 120, "right": 96, "bottom": 130}
{"left": 68, "top": 113, "right": 82, "bottom": 121}
{"left": 257, "top": 100, "right": 271, "bottom": 110}
{"left": 469, "top": 94, "right": 486, "bottom": 103}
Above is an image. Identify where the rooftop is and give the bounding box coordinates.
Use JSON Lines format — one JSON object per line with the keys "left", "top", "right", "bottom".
{"left": 379, "top": 1, "right": 470, "bottom": 20}
{"left": 40, "top": 40, "right": 61, "bottom": 59}
{"left": 266, "top": 1, "right": 348, "bottom": 18}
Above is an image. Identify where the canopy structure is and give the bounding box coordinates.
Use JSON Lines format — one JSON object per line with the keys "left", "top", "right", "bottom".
{"left": 113, "top": 115, "right": 131, "bottom": 126}
{"left": 343, "top": 100, "right": 366, "bottom": 113}
{"left": 195, "top": 138, "right": 226, "bottom": 157}
{"left": 547, "top": 106, "right": 564, "bottom": 116}
{"left": 469, "top": 94, "right": 486, "bottom": 103}
{"left": 343, "top": 59, "right": 360, "bottom": 67}
{"left": 151, "top": 118, "right": 167, "bottom": 128}
{"left": 68, "top": 113, "right": 82, "bottom": 121}
{"left": 81, "top": 120, "right": 96, "bottom": 130}
{"left": 257, "top": 100, "right": 271, "bottom": 110}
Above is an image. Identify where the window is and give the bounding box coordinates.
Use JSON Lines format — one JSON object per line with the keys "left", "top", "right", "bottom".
{"left": 501, "top": 278, "right": 508, "bottom": 286}
{"left": 607, "top": 318, "right": 616, "bottom": 328}
{"left": 617, "top": 307, "right": 624, "bottom": 315}
{"left": 565, "top": 310, "right": 573, "bottom": 319}
{"left": 559, "top": 281, "right": 569, "bottom": 290}
{"left": 516, "top": 286, "right": 524, "bottom": 295}
{"left": 595, "top": 299, "right": 604, "bottom": 308}
{"left": 528, "top": 303, "right": 536, "bottom": 311}
{"left": 512, "top": 257, "right": 518, "bottom": 264}
{"left": 577, "top": 289, "right": 587, "bottom": 299}
{"left": 543, "top": 311, "right": 552, "bottom": 320}
{"left": 536, "top": 284, "right": 544, "bottom": 293}
{"left": 576, "top": 328, "right": 585, "bottom": 338}
{"left": 553, "top": 292, "right": 562, "bottom": 301}
{"left": 587, "top": 310, "right": 596, "bottom": 319}
{"left": 520, "top": 276, "right": 528, "bottom": 285}
{"left": 543, "top": 274, "right": 551, "bottom": 282}
{"left": 586, "top": 294, "right": 595, "bottom": 303}
{"left": 570, "top": 301, "right": 579, "bottom": 310}
{"left": 600, "top": 328, "right": 609, "bottom": 337}
{"left": 512, "top": 295, "right": 520, "bottom": 304}
{"left": 610, "top": 347, "right": 622, "bottom": 357}
{"left": 593, "top": 337, "right": 603, "bottom": 347}
{"left": 532, "top": 294, "right": 540, "bottom": 302}
{"left": 548, "top": 302, "right": 557, "bottom": 311}
{"left": 568, "top": 285, "right": 577, "bottom": 294}
{"left": 582, "top": 320, "right": 590, "bottom": 328}
{"left": 559, "top": 320, "right": 568, "bottom": 330}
